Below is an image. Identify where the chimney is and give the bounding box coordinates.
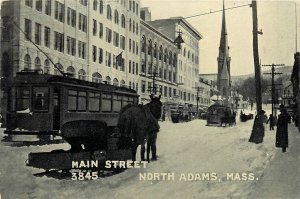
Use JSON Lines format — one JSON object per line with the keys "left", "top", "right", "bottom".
{"left": 140, "top": 7, "right": 151, "bottom": 21}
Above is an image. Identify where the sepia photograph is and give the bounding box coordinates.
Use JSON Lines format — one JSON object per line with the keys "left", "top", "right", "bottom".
{"left": 0, "top": 0, "right": 300, "bottom": 198}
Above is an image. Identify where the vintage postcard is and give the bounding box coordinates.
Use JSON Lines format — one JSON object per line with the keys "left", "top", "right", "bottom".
{"left": 0, "top": 0, "right": 300, "bottom": 198}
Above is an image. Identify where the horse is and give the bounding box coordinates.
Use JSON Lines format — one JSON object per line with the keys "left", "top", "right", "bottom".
{"left": 220, "top": 116, "right": 236, "bottom": 127}
{"left": 117, "top": 95, "right": 162, "bottom": 162}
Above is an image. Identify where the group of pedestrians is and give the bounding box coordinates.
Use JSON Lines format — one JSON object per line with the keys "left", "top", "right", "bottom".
{"left": 249, "top": 104, "right": 291, "bottom": 153}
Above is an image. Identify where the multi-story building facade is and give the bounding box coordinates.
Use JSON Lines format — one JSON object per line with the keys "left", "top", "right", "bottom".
{"left": 1, "top": 0, "right": 140, "bottom": 85}
{"left": 146, "top": 16, "right": 202, "bottom": 107}
{"left": 198, "top": 77, "right": 212, "bottom": 108}
{"left": 140, "top": 12, "right": 178, "bottom": 106}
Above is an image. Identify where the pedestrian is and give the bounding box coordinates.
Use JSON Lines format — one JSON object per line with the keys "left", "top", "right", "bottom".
{"left": 276, "top": 105, "right": 289, "bottom": 153}
{"left": 266, "top": 114, "right": 275, "bottom": 131}
{"left": 249, "top": 110, "right": 265, "bottom": 144}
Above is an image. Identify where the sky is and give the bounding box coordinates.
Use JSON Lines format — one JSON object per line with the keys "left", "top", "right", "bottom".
{"left": 141, "top": 0, "right": 300, "bottom": 75}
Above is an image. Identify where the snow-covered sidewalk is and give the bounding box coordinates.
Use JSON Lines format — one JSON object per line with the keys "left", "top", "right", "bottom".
{"left": 249, "top": 124, "right": 300, "bottom": 199}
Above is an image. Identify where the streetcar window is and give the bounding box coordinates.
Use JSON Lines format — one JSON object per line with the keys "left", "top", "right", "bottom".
{"left": 89, "top": 92, "right": 100, "bottom": 112}
{"left": 122, "top": 96, "right": 129, "bottom": 107}
{"left": 68, "top": 90, "right": 77, "bottom": 111}
{"left": 78, "top": 91, "right": 87, "bottom": 111}
{"left": 16, "top": 87, "right": 30, "bottom": 111}
{"left": 32, "top": 87, "right": 49, "bottom": 111}
{"left": 128, "top": 97, "right": 134, "bottom": 104}
{"left": 102, "top": 93, "right": 112, "bottom": 112}
{"left": 112, "top": 95, "right": 122, "bottom": 112}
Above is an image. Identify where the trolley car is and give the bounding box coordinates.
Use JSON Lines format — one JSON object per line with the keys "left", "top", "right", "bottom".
{"left": 206, "top": 104, "right": 232, "bottom": 125}
{"left": 3, "top": 70, "right": 139, "bottom": 137}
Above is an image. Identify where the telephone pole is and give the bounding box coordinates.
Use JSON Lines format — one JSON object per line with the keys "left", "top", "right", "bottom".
{"left": 252, "top": 0, "right": 263, "bottom": 113}
{"left": 193, "top": 87, "right": 203, "bottom": 118}
{"left": 147, "top": 70, "right": 159, "bottom": 95}
{"left": 263, "top": 64, "right": 284, "bottom": 116}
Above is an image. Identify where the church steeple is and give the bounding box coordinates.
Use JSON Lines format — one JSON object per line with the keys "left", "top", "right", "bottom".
{"left": 217, "top": 0, "right": 231, "bottom": 104}
{"left": 219, "top": 0, "right": 229, "bottom": 59}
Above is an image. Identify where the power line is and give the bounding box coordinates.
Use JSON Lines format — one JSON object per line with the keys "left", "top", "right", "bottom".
{"left": 184, "top": 3, "right": 251, "bottom": 19}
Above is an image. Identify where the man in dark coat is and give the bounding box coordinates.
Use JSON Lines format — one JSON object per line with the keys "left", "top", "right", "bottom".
{"left": 276, "top": 105, "right": 289, "bottom": 152}
{"left": 266, "top": 114, "right": 275, "bottom": 131}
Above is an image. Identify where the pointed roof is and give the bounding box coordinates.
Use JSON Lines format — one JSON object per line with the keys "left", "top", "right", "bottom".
{"left": 221, "top": 58, "right": 229, "bottom": 80}
{"left": 219, "top": 0, "right": 229, "bottom": 58}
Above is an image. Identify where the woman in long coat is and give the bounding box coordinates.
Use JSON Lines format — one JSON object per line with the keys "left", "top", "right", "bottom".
{"left": 276, "top": 105, "right": 289, "bottom": 152}
{"left": 249, "top": 110, "right": 265, "bottom": 144}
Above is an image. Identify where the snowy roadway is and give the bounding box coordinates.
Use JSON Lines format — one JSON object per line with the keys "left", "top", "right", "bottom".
{"left": 0, "top": 110, "right": 300, "bottom": 199}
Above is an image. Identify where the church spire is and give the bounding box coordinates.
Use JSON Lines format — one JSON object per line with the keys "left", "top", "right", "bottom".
{"left": 219, "top": 0, "right": 229, "bottom": 58}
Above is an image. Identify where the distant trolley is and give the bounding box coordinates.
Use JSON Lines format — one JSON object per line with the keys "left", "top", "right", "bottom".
{"left": 2, "top": 70, "right": 139, "bottom": 137}
{"left": 206, "top": 104, "right": 232, "bottom": 125}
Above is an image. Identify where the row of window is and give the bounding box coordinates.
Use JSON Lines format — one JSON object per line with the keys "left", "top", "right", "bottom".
{"left": 67, "top": 90, "right": 135, "bottom": 112}
{"left": 25, "top": 0, "right": 139, "bottom": 34}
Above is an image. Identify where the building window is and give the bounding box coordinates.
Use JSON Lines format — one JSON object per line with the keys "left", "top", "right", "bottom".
{"left": 99, "top": 48, "right": 103, "bottom": 64}
{"left": 92, "top": 73, "right": 102, "bottom": 83}
{"left": 44, "top": 27, "right": 50, "bottom": 48}
{"left": 54, "top": 32, "right": 64, "bottom": 52}
{"left": 129, "top": 38, "right": 132, "bottom": 52}
{"left": 129, "top": 61, "right": 131, "bottom": 73}
{"left": 25, "top": 0, "right": 33, "bottom": 7}
{"left": 113, "top": 32, "right": 119, "bottom": 47}
{"left": 136, "top": 3, "right": 139, "bottom": 15}
{"left": 105, "top": 76, "right": 111, "bottom": 85}
{"left": 120, "top": 80, "right": 125, "bottom": 87}
{"left": 93, "top": 19, "right": 97, "bottom": 36}
{"left": 78, "top": 69, "right": 86, "bottom": 80}
{"left": 106, "top": 28, "right": 112, "bottom": 43}
{"left": 107, "top": 5, "right": 112, "bottom": 20}
{"left": 136, "top": 23, "right": 139, "bottom": 35}
{"left": 113, "top": 78, "right": 119, "bottom": 86}
{"left": 44, "top": 0, "right": 51, "bottom": 15}
{"left": 129, "top": 19, "right": 132, "bottom": 31}
{"left": 55, "top": 1, "right": 65, "bottom": 23}
{"left": 34, "top": 57, "right": 41, "bottom": 70}
{"left": 79, "top": 0, "right": 87, "bottom": 6}
{"left": 141, "top": 62, "right": 145, "bottom": 73}
{"left": 136, "top": 63, "right": 138, "bottom": 75}
{"left": 99, "top": 23, "right": 103, "bottom": 38}
{"left": 120, "top": 35, "right": 125, "bottom": 50}
{"left": 141, "top": 81, "right": 146, "bottom": 93}
{"left": 78, "top": 41, "right": 86, "bottom": 59}
{"left": 25, "top": 19, "right": 32, "bottom": 40}
{"left": 121, "top": 15, "right": 126, "bottom": 28}
{"left": 44, "top": 59, "right": 50, "bottom": 74}
{"left": 92, "top": 46, "right": 97, "bottom": 62}
{"left": 24, "top": 54, "right": 31, "bottom": 69}
{"left": 54, "top": 63, "right": 64, "bottom": 75}
{"left": 114, "top": 10, "right": 119, "bottom": 24}
{"left": 93, "top": 0, "right": 97, "bottom": 10}
{"left": 99, "top": 0, "right": 103, "bottom": 14}
{"left": 133, "top": 20, "right": 135, "bottom": 33}
{"left": 67, "top": 8, "right": 76, "bottom": 27}
{"left": 79, "top": 13, "right": 87, "bottom": 32}
{"left": 35, "top": 23, "right": 41, "bottom": 45}
{"left": 36, "top": 0, "right": 42, "bottom": 11}
{"left": 105, "top": 52, "right": 111, "bottom": 67}
{"left": 67, "top": 36, "right": 76, "bottom": 56}
{"left": 66, "top": 66, "right": 75, "bottom": 77}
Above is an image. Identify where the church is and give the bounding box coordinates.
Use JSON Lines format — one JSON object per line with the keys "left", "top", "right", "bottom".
{"left": 217, "top": 0, "right": 231, "bottom": 105}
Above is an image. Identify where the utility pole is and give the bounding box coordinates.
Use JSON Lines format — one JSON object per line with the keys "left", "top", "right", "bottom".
{"left": 263, "top": 64, "right": 284, "bottom": 116}
{"left": 251, "top": 0, "right": 263, "bottom": 113}
{"left": 193, "top": 87, "right": 203, "bottom": 118}
{"left": 147, "top": 69, "right": 159, "bottom": 95}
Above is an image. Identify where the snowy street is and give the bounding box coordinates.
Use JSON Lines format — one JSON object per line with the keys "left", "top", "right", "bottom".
{"left": 0, "top": 108, "right": 300, "bottom": 199}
